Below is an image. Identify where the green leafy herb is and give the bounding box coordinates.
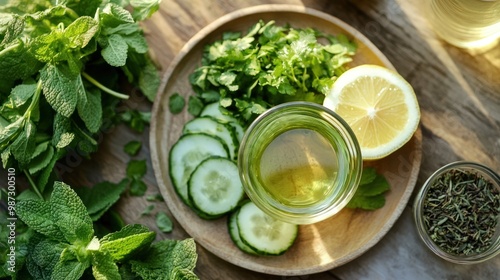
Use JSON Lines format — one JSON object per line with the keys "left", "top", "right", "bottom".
{"left": 346, "top": 167, "right": 391, "bottom": 210}
{"left": 75, "top": 179, "right": 129, "bottom": 221}
{"left": 155, "top": 211, "right": 174, "bottom": 233}
{"left": 11, "top": 181, "right": 199, "bottom": 279}
{"left": 124, "top": 140, "right": 142, "bottom": 156}
{"left": 189, "top": 20, "right": 357, "bottom": 125}
{"left": 126, "top": 159, "right": 148, "bottom": 196}
{"left": 169, "top": 93, "right": 186, "bottom": 114}
{"left": 0, "top": 0, "right": 161, "bottom": 195}
{"left": 141, "top": 204, "right": 156, "bottom": 216}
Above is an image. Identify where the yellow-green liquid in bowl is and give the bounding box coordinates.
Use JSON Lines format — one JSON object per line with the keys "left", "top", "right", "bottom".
{"left": 258, "top": 128, "right": 338, "bottom": 207}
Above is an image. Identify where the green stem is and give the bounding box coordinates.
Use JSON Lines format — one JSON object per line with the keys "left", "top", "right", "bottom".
{"left": 82, "top": 72, "right": 129, "bottom": 100}
{"left": 24, "top": 170, "right": 44, "bottom": 200}
{"left": 0, "top": 42, "right": 21, "bottom": 57}
{"left": 71, "top": 119, "right": 98, "bottom": 146}
{"left": 24, "top": 80, "right": 43, "bottom": 119}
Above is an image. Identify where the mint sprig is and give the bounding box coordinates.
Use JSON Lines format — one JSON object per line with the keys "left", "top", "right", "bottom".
{"left": 347, "top": 167, "right": 391, "bottom": 210}
{"left": 0, "top": 0, "right": 161, "bottom": 195}
{"left": 14, "top": 181, "right": 199, "bottom": 280}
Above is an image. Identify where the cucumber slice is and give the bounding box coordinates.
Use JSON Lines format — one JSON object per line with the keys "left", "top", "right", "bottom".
{"left": 228, "top": 208, "right": 258, "bottom": 255}
{"left": 182, "top": 116, "right": 239, "bottom": 159}
{"left": 200, "top": 102, "right": 245, "bottom": 142}
{"left": 188, "top": 157, "right": 244, "bottom": 217}
{"left": 169, "top": 133, "right": 229, "bottom": 206}
{"left": 237, "top": 201, "right": 298, "bottom": 256}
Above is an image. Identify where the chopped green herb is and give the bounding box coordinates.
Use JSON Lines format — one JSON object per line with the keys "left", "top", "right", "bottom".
{"left": 155, "top": 212, "right": 174, "bottom": 233}
{"left": 124, "top": 140, "right": 143, "bottom": 156}
{"left": 189, "top": 20, "right": 357, "bottom": 125}
{"left": 169, "top": 92, "right": 186, "bottom": 114}
{"left": 141, "top": 204, "right": 156, "bottom": 216}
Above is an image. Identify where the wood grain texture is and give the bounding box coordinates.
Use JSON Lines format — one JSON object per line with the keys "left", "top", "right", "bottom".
{"left": 58, "top": 0, "right": 500, "bottom": 279}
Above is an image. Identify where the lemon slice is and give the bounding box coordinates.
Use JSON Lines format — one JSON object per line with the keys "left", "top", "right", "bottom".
{"left": 323, "top": 64, "right": 420, "bottom": 160}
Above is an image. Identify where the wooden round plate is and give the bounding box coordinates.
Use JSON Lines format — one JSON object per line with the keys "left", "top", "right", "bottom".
{"left": 150, "top": 5, "right": 422, "bottom": 276}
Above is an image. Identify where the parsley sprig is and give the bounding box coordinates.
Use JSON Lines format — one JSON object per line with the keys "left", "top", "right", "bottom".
{"left": 189, "top": 20, "right": 357, "bottom": 125}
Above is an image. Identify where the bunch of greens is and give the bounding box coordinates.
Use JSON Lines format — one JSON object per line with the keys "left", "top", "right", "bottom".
{"left": 4, "top": 182, "right": 198, "bottom": 279}
{"left": 0, "top": 0, "right": 160, "bottom": 194}
{"left": 189, "top": 20, "right": 357, "bottom": 125}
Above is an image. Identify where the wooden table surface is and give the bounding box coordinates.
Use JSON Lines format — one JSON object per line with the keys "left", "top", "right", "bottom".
{"left": 65, "top": 0, "right": 500, "bottom": 279}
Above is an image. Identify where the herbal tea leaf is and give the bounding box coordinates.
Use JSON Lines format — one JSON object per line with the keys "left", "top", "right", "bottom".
{"left": 138, "top": 61, "right": 160, "bottom": 102}
{"left": 187, "top": 96, "right": 204, "bottom": 116}
{"left": 9, "top": 120, "right": 36, "bottom": 168}
{"left": 28, "top": 144, "right": 54, "bottom": 174}
{"left": 50, "top": 182, "right": 94, "bottom": 244}
{"left": 40, "top": 64, "right": 78, "bottom": 117}
{"left": 63, "top": 16, "right": 99, "bottom": 48}
{"left": 77, "top": 86, "right": 102, "bottom": 134}
{"left": 101, "top": 33, "right": 128, "bottom": 67}
{"left": 130, "top": 238, "right": 198, "bottom": 279}
{"left": 155, "top": 211, "right": 173, "bottom": 233}
{"left": 169, "top": 93, "right": 185, "bottom": 114}
{"left": 129, "top": 178, "right": 148, "bottom": 196}
{"left": 347, "top": 194, "right": 386, "bottom": 210}
{"left": 346, "top": 168, "right": 391, "bottom": 210}
{"left": 129, "top": 0, "right": 162, "bottom": 21}
{"left": 9, "top": 81, "right": 36, "bottom": 107}
{"left": 126, "top": 159, "right": 147, "bottom": 179}
{"left": 91, "top": 251, "right": 121, "bottom": 280}
{"left": 52, "top": 113, "right": 75, "bottom": 149}
{"left": 124, "top": 140, "right": 142, "bottom": 156}
{"left": 75, "top": 179, "right": 128, "bottom": 222}
{"left": 16, "top": 199, "right": 65, "bottom": 240}
{"left": 51, "top": 258, "right": 90, "bottom": 280}
{"left": 100, "top": 224, "right": 156, "bottom": 262}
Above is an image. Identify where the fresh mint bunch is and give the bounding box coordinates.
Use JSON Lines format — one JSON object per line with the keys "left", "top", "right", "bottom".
{"left": 8, "top": 181, "right": 198, "bottom": 279}
{"left": 0, "top": 0, "right": 161, "bottom": 195}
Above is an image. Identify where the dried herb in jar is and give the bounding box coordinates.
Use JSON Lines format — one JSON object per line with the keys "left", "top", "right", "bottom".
{"left": 422, "top": 168, "right": 500, "bottom": 256}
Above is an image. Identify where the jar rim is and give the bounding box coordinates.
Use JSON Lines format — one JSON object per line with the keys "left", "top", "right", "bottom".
{"left": 238, "top": 101, "right": 363, "bottom": 224}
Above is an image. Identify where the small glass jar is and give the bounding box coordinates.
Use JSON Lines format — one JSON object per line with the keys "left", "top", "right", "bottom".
{"left": 238, "top": 101, "right": 362, "bottom": 224}
{"left": 413, "top": 161, "right": 500, "bottom": 264}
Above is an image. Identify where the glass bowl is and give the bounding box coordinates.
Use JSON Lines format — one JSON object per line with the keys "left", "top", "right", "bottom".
{"left": 238, "top": 101, "right": 362, "bottom": 225}
{"left": 413, "top": 161, "right": 500, "bottom": 264}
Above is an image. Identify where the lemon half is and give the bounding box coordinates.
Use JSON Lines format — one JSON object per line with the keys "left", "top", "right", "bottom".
{"left": 323, "top": 64, "right": 420, "bottom": 160}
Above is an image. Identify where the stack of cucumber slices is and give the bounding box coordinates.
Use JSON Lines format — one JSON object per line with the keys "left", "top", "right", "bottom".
{"left": 169, "top": 102, "right": 298, "bottom": 255}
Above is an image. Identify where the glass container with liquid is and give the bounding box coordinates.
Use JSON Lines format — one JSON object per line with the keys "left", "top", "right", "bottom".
{"left": 238, "top": 102, "right": 362, "bottom": 224}
{"left": 426, "top": 0, "right": 500, "bottom": 50}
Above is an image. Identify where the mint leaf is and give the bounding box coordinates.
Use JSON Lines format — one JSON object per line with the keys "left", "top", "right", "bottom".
{"left": 16, "top": 199, "right": 65, "bottom": 240}
{"left": 129, "top": 0, "right": 161, "bottom": 21}
{"left": 40, "top": 64, "right": 78, "bottom": 117}
{"left": 130, "top": 238, "right": 198, "bottom": 279}
{"left": 100, "top": 224, "right": 156, "bottom": 262}
{"left": 63, "top": 16, "right": 98, "bottom": 48}
{"left": 28, "top": 142, "right": 54, "bottom": 174}
{"left": 51, "top": 258, "right": 89, "bottom": 280}
{"left": 101, "top": 33, "right": 128, "bottom": 67}
{"left": 77, "top": 87, "right": 102, "bottom": 133}
{"left": 1, "top": 14, "right": 24, "bottom": 47}
{"left": 50, "top": 182, "right": 94, "bottom": 244}
{"left": 155, "top": 212, "right": 173, "bottom": 233}
{"left": 52, "top": 113, "right": 75, "bottom": 149}
{"left": 75, "top": 179, "right": 128, "bottom": 221}
{"left": 126, "top": 159, "right": 147, "bottom": 179}
{"left": 10, "top": 120, "right": 36, "bottom": 168}
{"left": 26, "top": 236, "right": 65, "bottom": 279}
{"left": 138, "top": 61, "right": 160, "bottom": 102}
{"left": 169, "top": 93, "right": 185, "bottom": 114}
{"left": 124, "top": 140, "right": 142, "bottom": 156}
{"left": 346, "top": 194, "right": 386, "bottom": 210}
{"left": 91, "top": 251, "right": 121, "bottom": 280}
{"left": 187, "top": 96, "right": 203, "bottom": 116}
{"left": 346, "top": 168, "right": 391, "bottom": 210}
{"left": 141, "top": 204, "right": 155, "bottom": 216}
{"left": 129, "top": 178, "right": 147, "bottom": 196}
{"left": 10, "top": 81, "right": 36, "bottom": 107}
{"left": 359, "top": 167, "right": 377, "bottom": 185}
